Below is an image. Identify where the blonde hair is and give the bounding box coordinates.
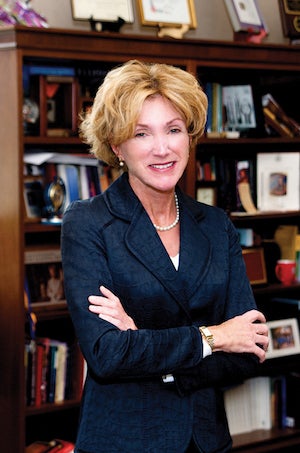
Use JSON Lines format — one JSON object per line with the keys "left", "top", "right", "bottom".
{"left": 80, "top": 60, "right": 208, "bottom": 167}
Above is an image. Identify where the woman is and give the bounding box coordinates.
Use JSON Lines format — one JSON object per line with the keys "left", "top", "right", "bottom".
{"left": 61, "top": 60, "right": 269, "bottom": 453}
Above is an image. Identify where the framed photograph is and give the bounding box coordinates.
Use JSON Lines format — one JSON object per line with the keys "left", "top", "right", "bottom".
{"left": 23, "top": 177, "right": 45, "bottom": 222}
{"left": 138, "top": 0, "right": 197, "bottom": 28}
{"left": 71, "top": 0, "right": 134, "bottom": 22}
{"left": 266, "top": 318, "right": 300, "bottom": 359}
{"left": 242, "top": 247, "right": 267, "bottom": 285}
{"left": 223, "top": 85, "right": 256, "bottom": 131}
{"left": 197, "top": 187, "right": 217, "bottom": 206}
{"left": 40, "top": 75, "right": 78, "bottom": 137}
{"left": 257, "top": 152, "right": 300, "bottom": 212}
{"left": 224, "top": 0, "right": 266, "bottom": 33}
{"left": 25, "top": 248, "right": 66, "bottom": 308}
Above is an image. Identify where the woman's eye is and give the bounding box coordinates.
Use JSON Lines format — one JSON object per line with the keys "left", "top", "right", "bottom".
{"left": 170, "top": 128, "right": 181, "bottom": 133}
{"left": 135, "top": 132, "right": 146, "bottom": 137}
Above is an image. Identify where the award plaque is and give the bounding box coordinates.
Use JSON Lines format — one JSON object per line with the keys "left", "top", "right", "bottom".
{"left": 278, "top": 0, "right": 300, "bottom": 39}
{"left": 42, "top": 177, "right": 66, "bottom": 224}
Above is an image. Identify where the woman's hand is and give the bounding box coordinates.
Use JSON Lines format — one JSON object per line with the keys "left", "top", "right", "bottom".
{"left": 88, "top": 285, "right": 138, "bottom": 331}
{"left": 209, "top": 310, "right": 269, "bottom": 363}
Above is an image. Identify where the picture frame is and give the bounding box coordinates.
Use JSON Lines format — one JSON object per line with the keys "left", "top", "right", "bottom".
{"left": 23, "top": 177, "right": 45, "bottom": 222}
{"left": 25, "top": 247, "right": 66, "bottom": 308}
{"left": 224, "top": 0, "right": 266, "bottom": 33}
{"left": 39, "top": 75, "right": 79, "bottom": 137}
{"left": 257, "top": 152, "right": 300, "bottom": 212}
{"left": 197, "top": 187, "right": 217, "bottom": 206}
{"left": 138, "top": 0, "right": 197, "bottom": 28}
{"left": 278, "top": 0, "right": 300, "bottom": 40}
{"left": 71, "top": 0, "right": 134, "bottom": 23}
{"left": 242, "top": 247, "right": 267, "bottom": 285}
{"left": 266, "top": 318, "right": 300, "bottom": 359}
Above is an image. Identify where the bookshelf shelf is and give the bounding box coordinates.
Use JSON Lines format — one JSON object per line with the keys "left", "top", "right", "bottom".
{"left": 26, "top": 399, "right": 81, "bottom": 416}
{"left": 232, "top": 428, "right": 300, "bottom": 452}
{"left": 1, "top": 25, "right": 300, "bottom": 452}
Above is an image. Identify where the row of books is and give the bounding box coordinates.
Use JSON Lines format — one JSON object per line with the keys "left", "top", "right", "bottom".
{"left": 204, "top": 81, "right": 300, "bottom": 138}
{"left": 196, "top": 156, "right": 216, "bottom": 182}
{"left": 24, "top": 152, "right": 119, "bottom": 221}
{"left": 25, "top": 336, "right": 85, "bottom": 408}
{"left": 224, "top": 373, "right": 300, "bottom": 436}
{"left": 205, "top": 83, "right": 257, "bottom": 136}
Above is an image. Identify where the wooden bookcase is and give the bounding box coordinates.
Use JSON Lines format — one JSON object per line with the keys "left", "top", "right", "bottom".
{"left": 0, "top": 26, "right": 300, "bottom": 452}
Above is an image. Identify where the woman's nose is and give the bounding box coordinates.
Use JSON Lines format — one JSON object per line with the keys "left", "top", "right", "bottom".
{"left": 153, "top": 134, "right": 168, "bottom": 154}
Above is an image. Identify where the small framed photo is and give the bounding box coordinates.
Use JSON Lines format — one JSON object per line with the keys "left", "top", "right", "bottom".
{"left": 138, "top": 0, "right": 197, "bottom": 28}
{"left": 197, "top": 187, "right": 217, "bottom": 206}
{"left": 25, "top": 248, "right": 66, "bottom": 308}
{"left": 71, "top": 0, "right": 134, "bottom": 23}
{"left": 242, "top": 247, "right": 267, "bottom": 285}
{"left": 23, "top": 177, "right": 45, "bottom": 222}
{"left": 224, "top": 0, "right": 266, "bottom": 33}
{"left": 266, "top": 318, "right": 300, "bottom": 359}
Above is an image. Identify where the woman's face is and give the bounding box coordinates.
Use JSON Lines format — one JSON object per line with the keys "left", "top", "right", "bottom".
{"left": 112, "top": 95, "right": 190, "bottom": 196}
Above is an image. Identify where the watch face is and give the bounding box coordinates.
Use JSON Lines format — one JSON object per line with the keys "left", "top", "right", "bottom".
{"left": 197, "top": 187, "right": 216, "bottom": 206}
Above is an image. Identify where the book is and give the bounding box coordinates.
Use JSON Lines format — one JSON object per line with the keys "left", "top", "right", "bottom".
{"left": 257, "top": 152, "right": 300, "bottom": 212}
{"left": 285, "top": 372, "right": 300, "bottom": 428}
{"left": 262, "top": 93, "right": 300, "bottom": 137}
{"left": 224, "top": 376, "right": 272, "bottom": 435}
{"left": 224, "top": 0, "right": 266, "bottom": 33}
{"left": 57, "top": 164, "right": 80, "bottom": 209}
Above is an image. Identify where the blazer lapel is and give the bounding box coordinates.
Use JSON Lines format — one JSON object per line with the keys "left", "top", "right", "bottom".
{"left": 124, "top": 195, "right": 212, "bottom": 318}
{"left": 105, "top": 175, "right": 211, "bottom": 317}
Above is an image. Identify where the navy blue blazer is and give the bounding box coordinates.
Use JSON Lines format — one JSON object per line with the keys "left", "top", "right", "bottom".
{"left": 61, "top": 173, "right": 259, "bottom": 453}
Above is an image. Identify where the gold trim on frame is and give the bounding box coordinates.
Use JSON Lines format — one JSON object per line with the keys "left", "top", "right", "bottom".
{"left": 137, "top": 0, "right": 197, "bottom": 29}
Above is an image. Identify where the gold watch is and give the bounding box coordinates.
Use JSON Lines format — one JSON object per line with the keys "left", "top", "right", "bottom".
{"left": 199, "top": 326, "right": 215, "bottom": 351}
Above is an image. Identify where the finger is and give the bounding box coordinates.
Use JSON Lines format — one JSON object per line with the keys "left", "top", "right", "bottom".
{"left": 100, "top": 285, "right": 117, "bottom": 300}
{"left": 255, "top": 346, "right": 266, "bottom": 363}
{"left": 88, "top": 295, "right": 110, "bottom": 306}
{"left": 244, "top": 309, "right": 266, "bottom": 324}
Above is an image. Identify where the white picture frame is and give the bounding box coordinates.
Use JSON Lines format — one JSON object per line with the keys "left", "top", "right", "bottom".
{"left": 257, "top": 152, "right": 300, "bottom": 212}
{"left": 71, "top": 0, "right": 134, "bottom": 23}
{"left": 138, "top": 0, "right": 197, "bottom": 28}
{"left": 266, "top": 318, "right": 300, "bottom": 359}
{"left": 224, "top": 0, "right": 266, "bottom": 33}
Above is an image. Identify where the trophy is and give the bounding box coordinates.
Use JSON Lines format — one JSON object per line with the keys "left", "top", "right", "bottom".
{"left": 42, "top": 176, "right": 66, "bottom": 224}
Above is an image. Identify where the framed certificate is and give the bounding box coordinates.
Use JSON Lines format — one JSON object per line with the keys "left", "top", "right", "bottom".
{"left": 138, "top": 0, "right": 197, "bottom": 28}
{"left": 71, "top": 0, "right": 134, "bottom": 22}
{"left": 224, "top": 0, "right": 266, "bottom": 33}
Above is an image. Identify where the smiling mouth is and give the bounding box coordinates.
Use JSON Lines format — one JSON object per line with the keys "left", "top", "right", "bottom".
{"left": 150, "top": 162, "right": 174, "bottom": 170}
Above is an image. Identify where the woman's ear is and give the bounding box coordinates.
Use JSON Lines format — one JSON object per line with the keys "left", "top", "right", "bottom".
{"left": 111, "top": 144, "right": 122, "bottom": 159}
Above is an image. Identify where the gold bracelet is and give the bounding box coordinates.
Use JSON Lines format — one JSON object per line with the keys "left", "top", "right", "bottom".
{"left": 199, "top": 326, "right": 215, "bottom": 351}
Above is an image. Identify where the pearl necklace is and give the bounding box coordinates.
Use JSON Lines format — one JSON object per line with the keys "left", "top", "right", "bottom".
{"left": 153, "top": 193, "right": 179, "bottom": 232}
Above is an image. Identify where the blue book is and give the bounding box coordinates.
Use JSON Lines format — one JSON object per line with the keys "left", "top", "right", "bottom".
{"left": 205, "top": 82, "right": 213, "bottom": 133}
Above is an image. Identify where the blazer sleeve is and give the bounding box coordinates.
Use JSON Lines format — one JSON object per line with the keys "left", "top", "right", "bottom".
{"left": 175, "top": 214, "right": 262, "bottom": 395}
